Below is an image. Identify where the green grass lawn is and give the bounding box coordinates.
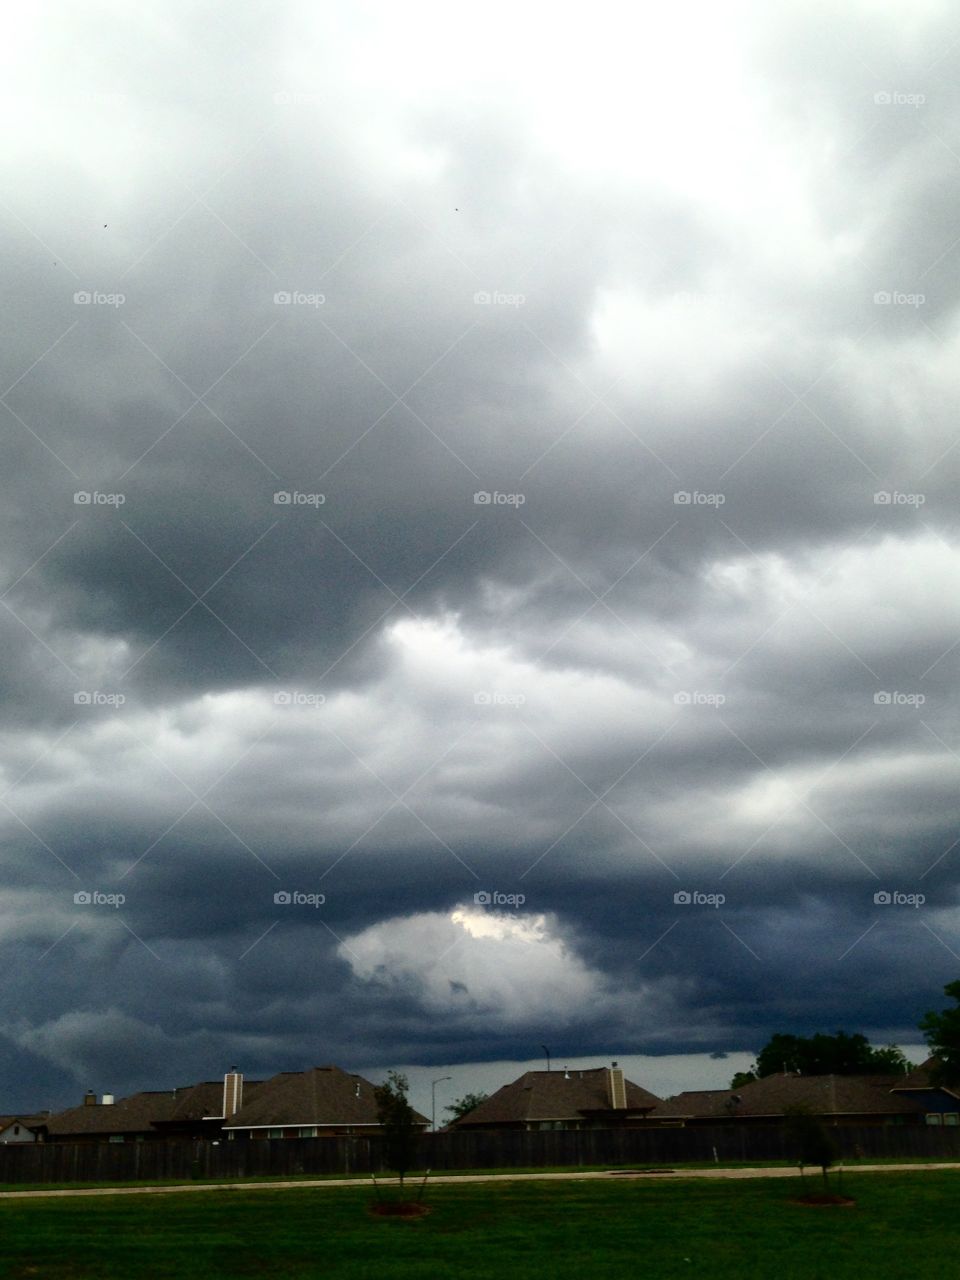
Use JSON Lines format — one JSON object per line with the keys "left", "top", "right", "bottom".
{"left": 0, "top": 1154, "right": 955, "bottom": 1193}
{"left": 1, "top": 1170, "right": 958, "bottom": 1279}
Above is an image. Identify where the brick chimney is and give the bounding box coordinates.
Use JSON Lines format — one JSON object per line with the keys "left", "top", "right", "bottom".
{"left": 607, "top": 1063, "right": 627, "bottom": 1110}
{"left": 223, "top": 1067, "right": 243, "bottom": 1120}
{"left": 84, "top": 1090, "right": 96, "bottom": 1107}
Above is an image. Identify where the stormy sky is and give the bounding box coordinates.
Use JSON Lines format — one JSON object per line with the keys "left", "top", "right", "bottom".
{"left": 0, "top": 0, "right": 957, "bottom": 1114}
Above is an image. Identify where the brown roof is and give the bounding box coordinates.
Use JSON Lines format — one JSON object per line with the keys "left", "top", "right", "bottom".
{"left": 452, "top": 1067, "right": 662, "bottom": 1127}
{"left": 893, "top": 1056, "right": 958, "bottom": 1093}
{"left": 0, "top": 1113, "right": 49, "bottom": 1131}
{"left": 225, "top": 1066, "right": 429, "bottom": 1129}
{"left": 654, "top": 1074, "right": 926, "bottom": 1120}
{"left": 45, "top": 1079, "right": 266, "bottom": 1136}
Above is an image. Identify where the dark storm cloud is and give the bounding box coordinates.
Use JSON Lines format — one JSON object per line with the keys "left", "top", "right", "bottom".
{"left": 1, "top": 0, "right": 960, "bottom": 1106}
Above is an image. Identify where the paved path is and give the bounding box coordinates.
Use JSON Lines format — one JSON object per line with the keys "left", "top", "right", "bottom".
{"left": 0, "top": 1163, "right": 958, "bottom": 1199}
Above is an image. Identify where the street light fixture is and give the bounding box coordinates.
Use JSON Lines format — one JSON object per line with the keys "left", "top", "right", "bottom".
{"left": 431, "top": 1075, "right": 453, "bottom": 1132}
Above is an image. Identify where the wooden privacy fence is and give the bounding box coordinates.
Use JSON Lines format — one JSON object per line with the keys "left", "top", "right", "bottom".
{"left": 0, "top": 1124, "right": 958, "bottom": 1184}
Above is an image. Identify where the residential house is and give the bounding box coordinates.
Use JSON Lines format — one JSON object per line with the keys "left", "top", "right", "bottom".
{"left": 43, "top": 1071, "right": 264, "bottom": 1143}
{"left": 450, "top": 1063, "right": 662, "bottom": 1131}
{"left": 890, "top": 1056, "right": 960, "bottom": 1127}
{"left": 0, "top": 1113, "right": 49, "bottom": 1143}
{"left": 652, "top": 1072, "right": 951, "bottom": 1127}
{"left": 223, "top": 1065, "right": 429, "bottom": 1139}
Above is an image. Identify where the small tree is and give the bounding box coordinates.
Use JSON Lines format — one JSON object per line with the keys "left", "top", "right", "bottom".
{"left": 919, "top": 979, "right": 960, "bottom": 1087}
{"left": 444, "top": 1091, "right": 489, "bottom": 1122}
{"left": 729, "top": 1069, "right": 758, "bottom": 1089}
{"left": 785, "top": 1106, "right": 838, "bottom": 1193}
{"left": 374, "top": 1071, "right": 419, "bottom": 1193}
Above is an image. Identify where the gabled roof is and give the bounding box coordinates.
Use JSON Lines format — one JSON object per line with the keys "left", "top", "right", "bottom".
{"left": 892, "top": 1056, "right": 959, "bottom": 1095}
{"left": 0, "top": 1113, "right": 49, "bottom": 1132}
{"left": 44, "top": 1080, "right": 266, "bottom": 1136}
{"left": 451, "top": 1067, "right": 662, "bottom": 1126}
{"left": 224, "top": 1066, "right": 429, "bottom": 1129}
{"left": 654, "top": 1074, "right": 926, "bottom": 1120}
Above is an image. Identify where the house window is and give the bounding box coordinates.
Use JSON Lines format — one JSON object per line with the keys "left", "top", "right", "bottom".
{"left": 108, "top": 1135, "right": 125, "bottom": 1143}
{"left": 13, "top": 1127, "right": 20, "bottom": 1136}
{"left": 267, "top": 1129, "right": 283, "bottom": 1139}
{"left": 944, "top": 1114, "right": 959, "bottom": 1126}
{"left": 300, "top": 1127, "right": 318, "bottom": 1138}
{"left": 925, "top": 1114, "right": 942, "bottom": 1126}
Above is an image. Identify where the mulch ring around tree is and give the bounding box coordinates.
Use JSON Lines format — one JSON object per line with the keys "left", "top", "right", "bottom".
{"left": 790, "top": 1193, "right": 857, "bottom": 1207}
{"left": 369, "top": 1201, "right": 432, "bottom": 1218}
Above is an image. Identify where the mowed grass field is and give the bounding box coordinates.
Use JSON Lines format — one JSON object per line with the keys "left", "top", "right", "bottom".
{"left": 1, "top": 1171, "right": 958, "bottom": 1279}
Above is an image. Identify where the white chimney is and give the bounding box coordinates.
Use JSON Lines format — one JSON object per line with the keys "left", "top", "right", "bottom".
{"left": 607, "top": 1063, "right": 627, "bottom": 1110}
{"left": 223, "top": 1068, "right": 243, "bottom": 1120}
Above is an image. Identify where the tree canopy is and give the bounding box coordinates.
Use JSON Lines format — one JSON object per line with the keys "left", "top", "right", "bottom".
{"left": 730, "top": 1031, "right": 912, "bottom": 1085}
{"left": 444, "top": 1091, "right": 489, "bottom": 1121}
{"left": 919, "top": 979, "right": 960, "bottom": 1087}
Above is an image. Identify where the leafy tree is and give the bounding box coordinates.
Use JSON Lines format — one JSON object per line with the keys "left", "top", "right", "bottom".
{"left": 374, "top": 1071, "right": 419, "bottom": 1191}
{"left": 919, "top": 979, "right": 960, "bottom": 1087}
{"left": 729, "top": 1069, "right": 758, "bottom": 1089}
{"left": 753, "top": 1031, "right": 912, "bottom": 1078}
{"left": 785, "top": 1106, "right": 838, "bottom": 1192}
{"left": 444, "top": 1091, "right": 489, "bottom": 1121}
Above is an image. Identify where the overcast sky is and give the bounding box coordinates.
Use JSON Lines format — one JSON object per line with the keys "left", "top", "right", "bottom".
{"left": 1, "top": 0, "right": 958, "bottom": 1115}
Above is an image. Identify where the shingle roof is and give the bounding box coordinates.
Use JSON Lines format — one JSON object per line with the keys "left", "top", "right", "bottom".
{"left": 654, "top": 1074, "right": 926, "bottom": 1119}
{"left": 452, "top": 1068, "right": 662, "bottom": 1126}
{"left": 0, "top": 1113, "right": 49, "bottom": 1131}
{"left": 44, "top": 1079, "right": 266, "bottom": 1136}
{"left": 224, "top": 1066, "right": 429, "bottom": 1129}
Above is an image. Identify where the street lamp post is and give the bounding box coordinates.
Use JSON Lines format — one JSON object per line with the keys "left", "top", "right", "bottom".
{"left": 431, "top": 1076, "right": 453, "bottom": 1133}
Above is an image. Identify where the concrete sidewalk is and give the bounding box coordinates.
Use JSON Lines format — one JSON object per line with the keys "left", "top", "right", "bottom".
{"left": 1, "top": 1163, "right": 958, "bottom": 1199}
